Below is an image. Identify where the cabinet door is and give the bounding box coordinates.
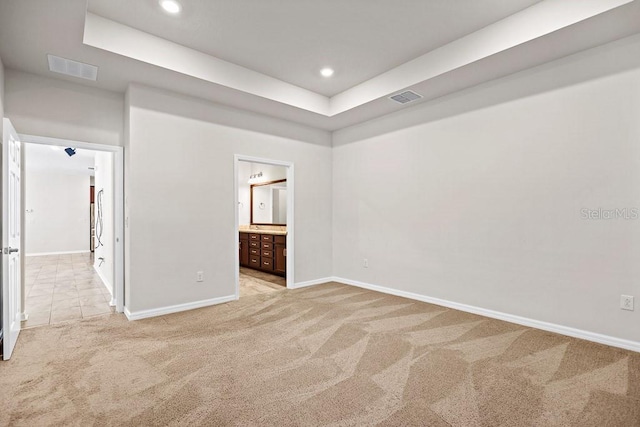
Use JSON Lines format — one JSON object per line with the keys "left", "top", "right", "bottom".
{"left": 240, "top": 240, "right": 249, "bottom": 266}
{"left": 275, "top": 244, "right": 286, "bottom": 275}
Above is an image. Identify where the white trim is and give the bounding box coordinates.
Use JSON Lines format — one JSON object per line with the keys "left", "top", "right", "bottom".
{"left": 291, "top": 277, "right": 334, "bottom": 289}
{"left": 93, "top": 264, "right": 113, "bottom": 300}
{"left": 19, "top": 312, "right": 28, "bottom": 321}
{"left": 113, "top": 148, "right": 124, "bottom": 313}
{"left": 19, "top": 133, "right": 125, "bottom": 314}
{"left": 124, "top": 295, "right": 236, "bottom": 321}
{"left": 18, "top": 134, "right": 120, "bottom": 152}
{"left": 333, "top": 277, "right": 640, "bottom": 353}
{"left": 26, "top": 250, "right": 91, "bottom": 256}
{"left": 233, "top": 157, "right": 240, "bottom": 300}
{"left": 234, "top": 154, "right": 295, "bottom": 296}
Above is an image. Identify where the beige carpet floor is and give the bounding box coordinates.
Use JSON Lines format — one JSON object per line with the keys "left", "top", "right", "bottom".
{"left": 1, "top": 282, "right": 639, "bottom": 426}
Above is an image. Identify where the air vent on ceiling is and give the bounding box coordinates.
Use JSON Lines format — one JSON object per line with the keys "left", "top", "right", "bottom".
{"left": 47, "top": 54, "right": 98, "bottom": 81}
{"left": 389, "top": 90, "right": 422, "bottom": 104}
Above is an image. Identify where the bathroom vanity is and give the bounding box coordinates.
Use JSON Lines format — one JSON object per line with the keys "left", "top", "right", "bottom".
{"left": 239, "top": 231, "right": 286, "bottom": 276}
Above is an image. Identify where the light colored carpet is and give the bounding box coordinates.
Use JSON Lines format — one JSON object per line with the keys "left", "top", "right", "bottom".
{"left": 0, "top": 282, "right": 638, "bottom": 426}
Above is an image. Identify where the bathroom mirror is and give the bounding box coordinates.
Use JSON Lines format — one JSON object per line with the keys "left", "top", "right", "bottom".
{"left": 251, "top": 179, "right": 287, "bottom": 225}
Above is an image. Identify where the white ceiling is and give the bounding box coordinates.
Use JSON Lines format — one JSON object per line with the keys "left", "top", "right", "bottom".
{"left": 25, "top": 143, "right": 96, "bottom": 176}
{"left": 1, "top": 0, "right": 640, "bottom": 131}
{"left": 87, "top": 0, "right": 542, "bottom": 97}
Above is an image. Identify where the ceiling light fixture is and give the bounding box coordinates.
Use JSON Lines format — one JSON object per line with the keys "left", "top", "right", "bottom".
{"left": 159, "top": 0, "right": 182, "bottom": 14}
{"left": 320, "top": 68, "right": 334, "bottom": 78}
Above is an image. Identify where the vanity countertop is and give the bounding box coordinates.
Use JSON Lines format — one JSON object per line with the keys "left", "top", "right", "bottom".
{"left": 239, "top": 227, "right": 287, "bottom": 236}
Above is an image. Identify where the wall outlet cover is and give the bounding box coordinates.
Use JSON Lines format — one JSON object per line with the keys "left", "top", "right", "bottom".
{"left": 621, "top": 295, "right": 634, "bottom": 311}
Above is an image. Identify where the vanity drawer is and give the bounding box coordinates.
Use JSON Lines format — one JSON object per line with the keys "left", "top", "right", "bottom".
{"left": 274, "top": 235, "right": 286, "bottom": 244}
{"left": 261, "top": 258, "right": 274, "bottom": 271}
{"left": 249, "top": 241, "right": 260, "bottom": 249}
{"left": 261, "top": 242, "right": 273, "bottom": 250}
{"left": 249, "top": 234, "right": 260, "bottom": 240}
{"left": 250, "top": 248, "right": 260, "bottom": 256}
{"left": 261, "top": 234, "right": 274, "bottom": 242}
{"left": 249, "top": 256, "right": 260, "bottom": 266}
{"left": 261, "top": 249, "right": 272, "bottom": 258}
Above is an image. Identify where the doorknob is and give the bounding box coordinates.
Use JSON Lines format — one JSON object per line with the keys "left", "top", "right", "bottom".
{"left": 3, "top": 247, "right": 19, "bottom": 254}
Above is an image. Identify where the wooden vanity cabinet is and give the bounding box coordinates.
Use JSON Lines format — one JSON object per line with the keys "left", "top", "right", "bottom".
{"left": 274, "top": 235, "right": 286, "bottom": 275}
{"left": 239, "top": 231, "right": 286, "bottom": 276}
{"left": 239, "top": 232, "right": 249, "bottom": 266}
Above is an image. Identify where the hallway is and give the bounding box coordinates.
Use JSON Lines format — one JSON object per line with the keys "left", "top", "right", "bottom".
{"left": 22, "top": 253, "right": 114, "bottom": 328}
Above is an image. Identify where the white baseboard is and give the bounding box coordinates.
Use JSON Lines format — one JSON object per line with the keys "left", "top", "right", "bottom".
{"left": 93, "top": 264, "right": 113, "bottom": 296}
{"left": 333, "top": 277, "right": 640, "bottom": 353}
{"left": 26, "top": 250, "right": 91, "bottom": 257}
{"left": 291, "top": 277, "right": 334, "bottom": 289}
{"left": 124, "top": 294, "right": 236, "bottom": 321}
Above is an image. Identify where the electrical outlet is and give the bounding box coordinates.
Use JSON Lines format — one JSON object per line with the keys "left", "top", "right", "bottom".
{"left": 621, "top": 295, "right": 634, "bottom": 311}
{"left": 363, "top": 258, "right": 369, "bottom": 268}
{"left": 197, "top": 271, "right": 204, "bottom": 282}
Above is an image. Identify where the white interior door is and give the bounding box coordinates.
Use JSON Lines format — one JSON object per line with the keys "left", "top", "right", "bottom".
{"left": 2, "top": 118, "right": 22, "bottom": 360}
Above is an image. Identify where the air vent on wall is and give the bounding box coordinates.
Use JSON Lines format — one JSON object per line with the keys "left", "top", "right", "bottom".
{"left": 47, "top": 54, "right": 98, "bottom": 81}
{"left": 389, "top": 90, "right": 422, "bottom": 104}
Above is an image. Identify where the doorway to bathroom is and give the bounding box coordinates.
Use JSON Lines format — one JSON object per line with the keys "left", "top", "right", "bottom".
{"left": 234, "top": 155, "right": 294, "bottom": 298}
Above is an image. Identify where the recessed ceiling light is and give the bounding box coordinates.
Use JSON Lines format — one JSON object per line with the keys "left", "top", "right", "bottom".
{"left": 320, "top": 68, "right": 334, "bottom": 78}
{"left": 159, "top": 0, "right": 182, "bottom": 14}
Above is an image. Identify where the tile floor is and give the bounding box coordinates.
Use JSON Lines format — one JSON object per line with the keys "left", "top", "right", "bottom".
{"left": 239, "top": 267, "right": 286, "bottom": 297}
{"left": 22, "top": 253, "right": 114, "bottom": 328}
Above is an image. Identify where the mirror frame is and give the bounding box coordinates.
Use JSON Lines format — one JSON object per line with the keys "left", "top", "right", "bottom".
{"left": 250, "top": 179, "right": 287, "bottom": 226}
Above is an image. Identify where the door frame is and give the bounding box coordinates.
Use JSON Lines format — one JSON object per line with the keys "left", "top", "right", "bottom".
{"left": 19, "top": 134, "right": 125, "bottom": 313}
{"left": 233, "top": 154, "right": 294, "bottom": 298}
{"left": 2, "top": 118, "right": 22, "bottom": 360}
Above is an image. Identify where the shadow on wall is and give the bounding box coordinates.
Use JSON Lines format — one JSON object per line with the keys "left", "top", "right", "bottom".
{"left": 334, "top": 33, "right": 640, "bottom": 146}
{"left": 127, "top": 84, "right": 331, "bottom": 147}
{"left": 4, "top": 70, "right": 124, "bottom": 147}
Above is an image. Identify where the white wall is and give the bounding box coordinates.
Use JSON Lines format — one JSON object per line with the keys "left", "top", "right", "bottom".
{"left": 276, "top": 189, "right": 287, "bottom": 224}
{"left": 94, "top": 151, "right": 114, "bottom": 294}
{"left": 237, "top": 161, "right": 251, "bottom": 225}
{"left": 24, "top": 158, "right": 90, "bottom": 255}
{"left": 126, "top": 84, "right": 332, "bottom": 313}
{"left": 4, "top": 70, "right": 124, "bottom": 147}
{"left": 332, "top": 34, "right": 640, "bottom": 344}
{"left": 251, "top": 163, "right": 287, "bottom": 182}
{"left": 0, "top": 55, "right": 4, "bottom": 117}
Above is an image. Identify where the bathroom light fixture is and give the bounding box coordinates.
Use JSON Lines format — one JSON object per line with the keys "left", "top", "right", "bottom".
{"left": 320, "top": 67, "right": 334, "bottom": 78}
{"left": 248, "top": 172, "right": 263, "bottom": 184}
{"left": 159, "top": 0, "right": 182, "bottom": 14}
